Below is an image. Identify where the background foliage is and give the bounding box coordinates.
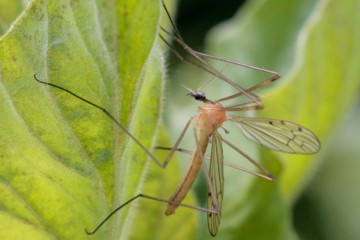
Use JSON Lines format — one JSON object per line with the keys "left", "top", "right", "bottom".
{"left": 0, "top": 0, "right": 359, "bottom": 239}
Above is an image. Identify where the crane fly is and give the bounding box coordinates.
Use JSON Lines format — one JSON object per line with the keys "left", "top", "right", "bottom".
{"left": 33, "top": 0, "right": 321, "bottom": 237}
{"left": 154, "top": 87, "right": 320, "bottom": 236}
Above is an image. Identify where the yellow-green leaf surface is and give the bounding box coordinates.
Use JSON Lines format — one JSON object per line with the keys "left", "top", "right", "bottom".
{"left": 0, "top": 0, "right": 197, "bottom": 239}
{"left": 165, "top": 0, "right": 360, "bottom": 239}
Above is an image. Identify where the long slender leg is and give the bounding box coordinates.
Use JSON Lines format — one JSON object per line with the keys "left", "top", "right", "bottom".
{"left": 34, "top": 74, "right": 194, "bottom": 169}
{"left": 85, "top": 193, "right": 217, "bottom": 235}
{"left": 160, "top": 31, "right": 241, "bottom": 93}
{"left": 160, "top": 1, "right": 281, "bottom": 108}
{"left": 155, "top": 147, "right": 275, "bottom": 181}
{"left": 194, "top": 51, "right": 280, "bottom": 77}
{"left": 160, "top": 1, "right": 261, "bottom": 107}
{"left": 161, "top": 29, "right": 271, "bottom": 97}
{"left": 161, "top": 116, "right": 196, "bottom": 167}
{"left": 221, "top": 137, "right": 276, "bottom": 180}
{"left": 34, "top": 75, "right": 227, "bottom": 234}
{"left": 215, "top": 73, "right": 280, "bottom": 103}
{"left": 86, "top": 129, "right": 237, "bottom": 235}
{"left": 189, "top": 53, "right": 280, "bottom": 104}
{"left": 161, "top": 25, "right": 275, "bottom": 108}
{"left": 223, "top": 100, "right": 263, "bottom": 111}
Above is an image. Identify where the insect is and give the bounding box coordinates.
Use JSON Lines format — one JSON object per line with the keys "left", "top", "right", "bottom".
{"left": 34, "top": 0, "right": 320, "bottom": 237}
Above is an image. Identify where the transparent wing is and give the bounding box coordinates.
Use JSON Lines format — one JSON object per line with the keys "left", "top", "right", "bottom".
{"left": 207, "top": 131, "right": 224, "bottom": 236}
{"left": 228, "top": 116, "right": 320, "bottom": 154}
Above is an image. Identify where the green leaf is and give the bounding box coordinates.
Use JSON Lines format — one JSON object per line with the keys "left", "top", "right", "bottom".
{"left": 0, "top": 0, "right": 197, "bottom": 239}
{"left": 0, "top": 0, "right": 25, "bottom": 35}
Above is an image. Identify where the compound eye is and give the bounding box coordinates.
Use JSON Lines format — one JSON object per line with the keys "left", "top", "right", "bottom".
{"left": 194, "top": 91, "right": 206, "bottom": 100}
{"left": 186, "top": 90, "right": 207, "bottom": 101}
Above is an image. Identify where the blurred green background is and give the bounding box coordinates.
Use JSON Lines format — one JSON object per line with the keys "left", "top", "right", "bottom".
{"left": 165, "top": 0, "right": 360, "bottom": 239}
